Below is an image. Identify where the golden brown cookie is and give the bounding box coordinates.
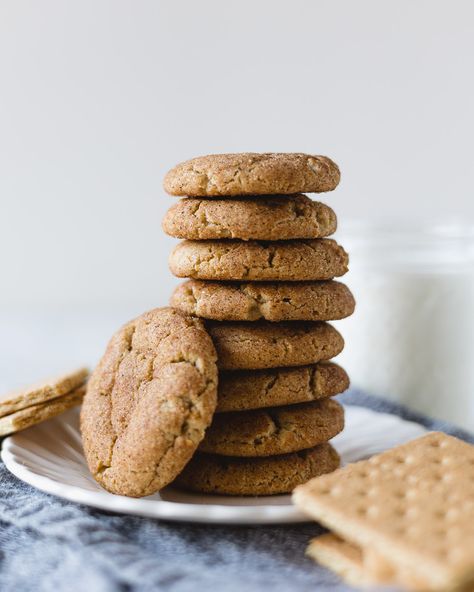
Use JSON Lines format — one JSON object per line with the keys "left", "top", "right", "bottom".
{"left": 171, "top": 280, "right": 355, "bottom": 322}
{"left": 207, "top": 320, "right": 344, "bottom": 370}
{"left": 0, "top": 367, "right": 89, "bottom": 417}
{"left": 0, "top": 385, "right": 85, "bottom": 437}
{"left": 163, "top": 153, "right": 340, "bottom": 196}
{"left": 174, "top": 444, "right": 340, "bottom": 496}
{"left": 169, "top": 239, "right": 348, "bottom": 282}
{"left": 199, "top": 399, "right": 344, "bottom": 457}
{"left": 216, "top": 362, "right": 349, "bottom": 413}
{"left": 80, "top": 307, "right": 218, "bottom": 498}
{"left": 162, "top": 195, "right": 337, "bottom": 241}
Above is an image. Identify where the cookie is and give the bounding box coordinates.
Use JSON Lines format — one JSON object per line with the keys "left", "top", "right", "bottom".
{"left": 293, "top": 432, "right": 474, "bottom": 592}
{"left": 199, "top": 399, "right": 344, "bottom": 457}
{"left": 207, "top": 320, "right": 344, "bottom": 370}
{"left": 80, "top": 307, "right": 218, "bottom": 498}
{"left": 171, "top": 280, "right": 355, "bottom": 322}
{"left": 0, "top": 367, "right": 89, "bottom": 417}
{"left": 163, "top": 153, "right": 340, "bottom": 196}
{"left": 216, "top": 362, "right": 349, "bottom": 413}
{"left": 162, "top": 195, "right": 337, "bottom": 241}
{"left": 174, "top": 444, "right": 340, "bottom": 496}
{"left": 169, "top": 239, "right": 348, "bottom": 282}
{"left": 0, "top": 384, "right": 85, "bottom": 437}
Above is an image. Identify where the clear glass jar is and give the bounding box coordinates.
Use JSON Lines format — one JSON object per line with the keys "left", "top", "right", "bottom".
{"left": 335, "top": 221, "right": 474, "bottom": 430}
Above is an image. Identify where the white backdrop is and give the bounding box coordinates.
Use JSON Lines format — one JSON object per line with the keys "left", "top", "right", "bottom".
{"left": 1, "top": 1, "right": 473, "bottom": 389}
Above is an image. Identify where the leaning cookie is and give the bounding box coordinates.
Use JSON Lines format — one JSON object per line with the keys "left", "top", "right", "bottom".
{"left": 0, "top": 384, "right": 85, "bottom": 437}
{"left": 216, "top": 362, "right": 349, "bottom": 413}
{"left": 169, "top": 239, "right": 348, "bottom": 282}
{"left": 162, "top": 195, "right": 337, "bottom": 241}
{"left": 163, "top": 153, "right": 340, "bottom": 196}
{"left": 171, "top": 280, "right": 355, "bottom": 322}
{"left": 174, "top": 444, "right": 340, "bottom": 496}
{"left": 80, "top": 307, "right": 218, "bottom": 498}
{"left": 207, "top": 320, "right": 344, "bottom": 370}
{"left": 200, "top": 399, "right": 344, "bottom": 457}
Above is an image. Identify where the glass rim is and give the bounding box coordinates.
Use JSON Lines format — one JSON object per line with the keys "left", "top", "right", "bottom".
{"left": 336, "top": 218, "right": 474, "bottom": 271}
{"left": 337, "top": 218, "right": 474, "bottom": 242}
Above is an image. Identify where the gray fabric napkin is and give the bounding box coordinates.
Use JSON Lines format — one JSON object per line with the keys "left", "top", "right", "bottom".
{"left": 0, "top": 389, "right": 472, "bottom": 592}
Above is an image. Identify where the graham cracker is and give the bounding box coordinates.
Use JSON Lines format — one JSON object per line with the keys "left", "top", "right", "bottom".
{"left": 0, "top": 367, "right": 89, "bottom": 417}
{"left": 0, "top": 384, "right": 85, "bottom": 436}
{"left": 293, "top": 432, "right": 474, "bottom": 591}
{"left": 307, "top": 534, "right": 374, "bottom": 588}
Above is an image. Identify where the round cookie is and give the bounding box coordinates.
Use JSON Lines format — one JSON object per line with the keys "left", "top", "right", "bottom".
{"left": 163, "top": 153, "right": 340, "bottom": 196}
{"left": 171, "top": 280, "right": 355, "bottom": 322}
{"left": 199, "top": 399, "right": 344, "bottom": 457}
{"left": 216, "top": 362, "right": 349, "bottom": 413}
{"left": 162, "top": 195, "right": 337, "bottom": 241}
{"left": 174, "top": 444, "right": 340, "bottom": 496}
{"left": 207, "top": 320, "right": 344, "bottom": 370}
{"left": 80, "top": 307, "right": 218, "bottom": 498}
{"left": 169, "top": 239, "right": 348, "bottom": 282}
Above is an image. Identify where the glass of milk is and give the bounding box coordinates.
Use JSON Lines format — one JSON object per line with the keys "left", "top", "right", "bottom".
{"left": 335, "top": 220, "right": 474, "bottom": 430}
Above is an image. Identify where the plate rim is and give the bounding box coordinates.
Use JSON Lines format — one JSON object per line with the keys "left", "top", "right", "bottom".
{"left": 1, "top": 435, "right": 308, "bottom": 525}
{"left": 1, "top": 404, "right": 427, "bottom": 525}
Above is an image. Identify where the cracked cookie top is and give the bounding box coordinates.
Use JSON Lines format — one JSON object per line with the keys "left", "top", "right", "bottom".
{"left": 216, "top": 363, "right": 349, "bottom": 413}
{"left": 199, "top": 399, "right": 344, "bottom": 456}
{"left": 80, "top": 307, "right": 218, "bottom": 497}
{"left": 162, "top": 195, "right": 337, "bottom": 241}
{"left": 207, "top": 320, "right": 344, "bottom": 370}
{"left": 163, "top": 153, "right": 340, "bottom": 196}
{"left": 174, "top": 444, "right": 340, "bottom": 496}
{"left": 169, "top": 239, "right": 349, "bottom": 282}
{"left": 171, "top": 279, "right": 355, "bottom": 322}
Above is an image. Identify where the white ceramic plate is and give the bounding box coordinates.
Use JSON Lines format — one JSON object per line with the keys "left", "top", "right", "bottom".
{"left": 1, "top": 404, "right": 427, "bottom": 524}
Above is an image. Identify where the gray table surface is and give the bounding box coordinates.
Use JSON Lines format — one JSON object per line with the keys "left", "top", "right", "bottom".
{"left": 0, "top": 389, "right": 472, "bottom": 592}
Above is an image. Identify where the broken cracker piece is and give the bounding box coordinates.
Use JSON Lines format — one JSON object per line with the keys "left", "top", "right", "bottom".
{"left": 0, "top": 384, "right": 85, "bottom": 436}
{"left": 0, "top": 367, "right": 88, "bottom": 417}
{"left": 307, "top": 534, "right": 375, "bottom": 588}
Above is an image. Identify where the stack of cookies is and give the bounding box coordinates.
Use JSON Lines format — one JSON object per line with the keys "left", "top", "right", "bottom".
{"left": 162, "top": 153, "right": 355, "bottom": 496}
